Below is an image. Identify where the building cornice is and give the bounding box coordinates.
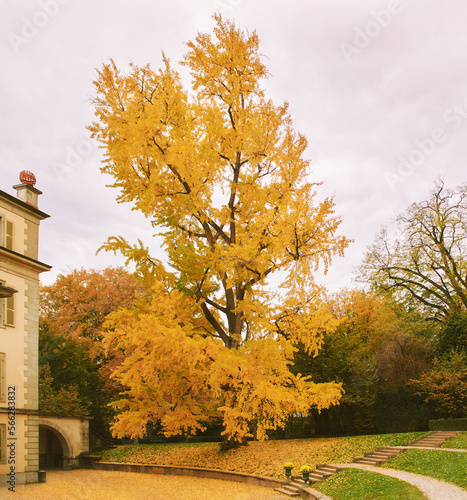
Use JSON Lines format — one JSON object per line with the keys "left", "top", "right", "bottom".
{"left": 0, "top": 408, "right": 92, "bottom": 420}
{"left": 0, "top": 246, "right": 52, "bottom": 273}
{"left": 0, "top": 189, "right": 50, "bottom": 220}
{"left": 0, "top": 408, "right": 39, "bottom": 415}
{"left": 0, "top": 283, "right": 17, "bottom": 298}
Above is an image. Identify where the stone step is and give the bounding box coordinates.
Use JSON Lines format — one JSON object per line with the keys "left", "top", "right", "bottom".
{"left": 274, "top": 484, "right": 300, "bottom": 497}
{"left": 408, "top": 440, "right": 445, "bottom": 446}
{"left": 417, "top": 438, "right": 445, "bottom": 441}
{"left": 409, "top": 438, "right": 445, "bottom": 443}
{"left": 415, "top": 436, "right": 448, "bottom": 441}
{"left": 292, "top": 479, "right": 307, "bottom": 485}
{"left": 410, "top": 443, "right": 442, "bottom": 448}
{"left": 368, "top": 455, "right": 395, "bottom": 461}
{"left": 313, "top": 470, "right": 334, "bottom": 479}
{"left": 274, "top": 488, "right": 300, "bottom": 497}
{"left": 417, "top": 436, "right": 446, "bottom": 440}
{"left": 408, "top": 444, "right": 443, "bottom": 448}
{"left": 308, "top": 473, "right": 325, "bottom": 482}
{"left": 414, "top": 439, "right": 445, "bottom": 443}
{"left": 374, "top": 446, "right": 404, "bottom": 454}
{"left": 293, "top": 477, "right": 319, "bottom": 486}
{"left": 353, "top": 457, "right": 383, "bottom": 466}
{"left": 412, "top": 442, "right": 445, "bottom": 445}
{"left": 316, "top": 464, "right": 341, "bottom": 474}
{"left": 363, "top": 455, "right": 388, "bottom": 463}
{"left": 364, "top": 451, "right": 396, "bottom": 459}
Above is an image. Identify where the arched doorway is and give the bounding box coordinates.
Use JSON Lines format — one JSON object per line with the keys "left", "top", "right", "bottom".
{"left": 39, "top": 424, "right": 72, "bottom": 469}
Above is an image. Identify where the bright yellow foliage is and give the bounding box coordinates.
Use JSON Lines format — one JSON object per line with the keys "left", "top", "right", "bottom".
{"left": 90, "top": 15, "right": 349, "bottom": 441}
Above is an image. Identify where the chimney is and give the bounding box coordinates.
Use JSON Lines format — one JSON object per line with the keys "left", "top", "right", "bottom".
{"left": 13, "top": 170, "right": 42, "bottom": 208}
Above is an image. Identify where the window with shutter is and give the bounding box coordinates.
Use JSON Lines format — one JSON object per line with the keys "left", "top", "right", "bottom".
{"left": 5, "top": 220, "right": 13, "bottom": 250}
{"left": 0, "top": 281, "right": 15, "bottom": 328}
{"left": 0, "top": 295, "right": 4, "bottom": 328}
{"left": 0, "top": 353, "right": 5, "bottom": 403}
{"left": 5, "top": 295, "right": 13, "bottom": 327}
{"left": 0, "top": 217, "right": 13, "bottom": 250}
{"left": 0, "top": 424, "right": 5, "bottom": 464}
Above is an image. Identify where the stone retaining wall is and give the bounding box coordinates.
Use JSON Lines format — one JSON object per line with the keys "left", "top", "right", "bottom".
{"left": 94, "top": 461, "right": 282, "bottom": 489}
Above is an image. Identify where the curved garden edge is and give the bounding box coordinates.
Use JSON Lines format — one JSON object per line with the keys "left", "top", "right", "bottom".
{"left": 92, "top": 461, "right": 331, "bottom": 500}
{"left": 93, "top": 461, "right": 282, "bottom": 488}
{"left": 342, "top": 464, "right": 467, "bottom": 500}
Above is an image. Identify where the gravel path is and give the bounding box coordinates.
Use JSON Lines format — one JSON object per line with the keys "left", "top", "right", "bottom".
{"left": 343, "top": 463, "right": 467, "bottom": 500}
{"left": 0, "top": 470, "right": 290, "bottom": 500}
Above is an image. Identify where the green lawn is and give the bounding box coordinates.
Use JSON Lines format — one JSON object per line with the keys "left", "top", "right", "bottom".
{"left": 95, "top": 431, "right": 467, "bottom": 495}
{"left": 384, "top": 449, "right": 467, "bottom": 489}
{"left": 97, "top": 432, "right": 426, "bottom": 479}
{"left": 312, "top": 468, "right": 428, "bottom": 500}
{"left": 440, "top": 431, "right": 467, "bottom": 449}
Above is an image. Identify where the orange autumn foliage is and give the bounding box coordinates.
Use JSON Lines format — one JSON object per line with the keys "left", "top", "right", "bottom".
{"left": 40, "top": 267, "right": 139, "bottom": 359}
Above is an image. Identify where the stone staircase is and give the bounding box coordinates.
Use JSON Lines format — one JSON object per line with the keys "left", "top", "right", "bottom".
{"left": 274, "top": 465, "right": 344, "bottom": 497}
{"left": 407, "top": 430, "right": 461, "bottom": 448}
{"left": 309, "top": 464, "right": 344, "bottom": 482}
{"left": 353, "top": 446, "right": 405, "bottom": 466}
{"left": 274, "top": 431, "right": 463, "bottom": 497}
{"left": 274, "top": 481, "right": 302, "bottom": 497}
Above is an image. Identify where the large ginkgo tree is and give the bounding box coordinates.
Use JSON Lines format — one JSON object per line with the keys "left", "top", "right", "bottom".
{"left": 89, "top": 15, "right": 349, "bottom": 443}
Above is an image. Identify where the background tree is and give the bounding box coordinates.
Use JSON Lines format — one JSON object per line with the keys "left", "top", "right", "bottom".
{"left": 39, "top": 364, "right": 89, "bottom": 417}
{"left": 437, "top": 312, "right": 467, "bottom": 355}
{"left": 41, "top": 266, "right": 139, "bottom": 359}
{"left": 89, "top": 15, "right": 348, "bottom": 443}
{"left": 40, "top": 267, "right": 139, "bottom": 436}
{"left": 411, "top": 350, "right": 467, "bottom": 419}
{"left": 358, "top": 181, "right": 467, "bottom": 321}
{"left": 292, "top": 290, "right": 433, "bottom": 435}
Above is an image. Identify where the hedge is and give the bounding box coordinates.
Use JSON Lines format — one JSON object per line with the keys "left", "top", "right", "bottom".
{"left": 429, "top": 417, "right": 467, "bottom": 431}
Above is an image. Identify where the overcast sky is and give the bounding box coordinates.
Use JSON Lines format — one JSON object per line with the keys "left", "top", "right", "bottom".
{"left": 1, "top": 0, "right": 466, "bottom": 291}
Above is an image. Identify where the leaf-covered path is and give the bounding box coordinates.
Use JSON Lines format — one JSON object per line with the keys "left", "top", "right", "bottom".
{"left": 1, "top": 469, "right": 290, "bottom": 500}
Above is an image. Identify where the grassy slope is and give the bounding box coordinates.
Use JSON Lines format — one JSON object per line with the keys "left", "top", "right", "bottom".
{"left": 440, "top": 431, "right": 467, "bottom": 449}
{"left": 384, "top": 449, "right": 467, "bottom": 489}
{"left": 312, "top": 468, "right": 428, "bottom": 500}
{"left": 98, "top": 432, "right": 425, "bottom": 479}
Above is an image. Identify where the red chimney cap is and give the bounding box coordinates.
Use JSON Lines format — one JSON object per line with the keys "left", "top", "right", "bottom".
{"left": 19, "top": 170, "right": 36, "bottom": 187}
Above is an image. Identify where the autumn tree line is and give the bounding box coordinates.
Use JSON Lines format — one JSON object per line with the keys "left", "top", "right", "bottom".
{"left": 40, "top": 17, "right": 466, "bottom": 445}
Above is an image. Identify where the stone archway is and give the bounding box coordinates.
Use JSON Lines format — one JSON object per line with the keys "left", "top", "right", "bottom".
{"left": 39, "top": 416, "right": 90, "bottom": 469}
{"left": 39, "top": 426, "right": 66, "bottom": 468}
{"left": 39, "top": 420, "right": 73, "bottom": 469}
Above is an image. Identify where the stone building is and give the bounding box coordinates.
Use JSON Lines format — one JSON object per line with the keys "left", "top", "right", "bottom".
{"left": 0, "top": 172, "right": 89, "bottom": 488}
{"left": 0, "top": 172, "right": 51, "bottom": 487}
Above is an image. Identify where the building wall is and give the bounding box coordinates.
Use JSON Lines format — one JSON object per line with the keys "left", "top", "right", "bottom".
{"left": 0, "top": 182, "right": 50, "bottom": 489}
